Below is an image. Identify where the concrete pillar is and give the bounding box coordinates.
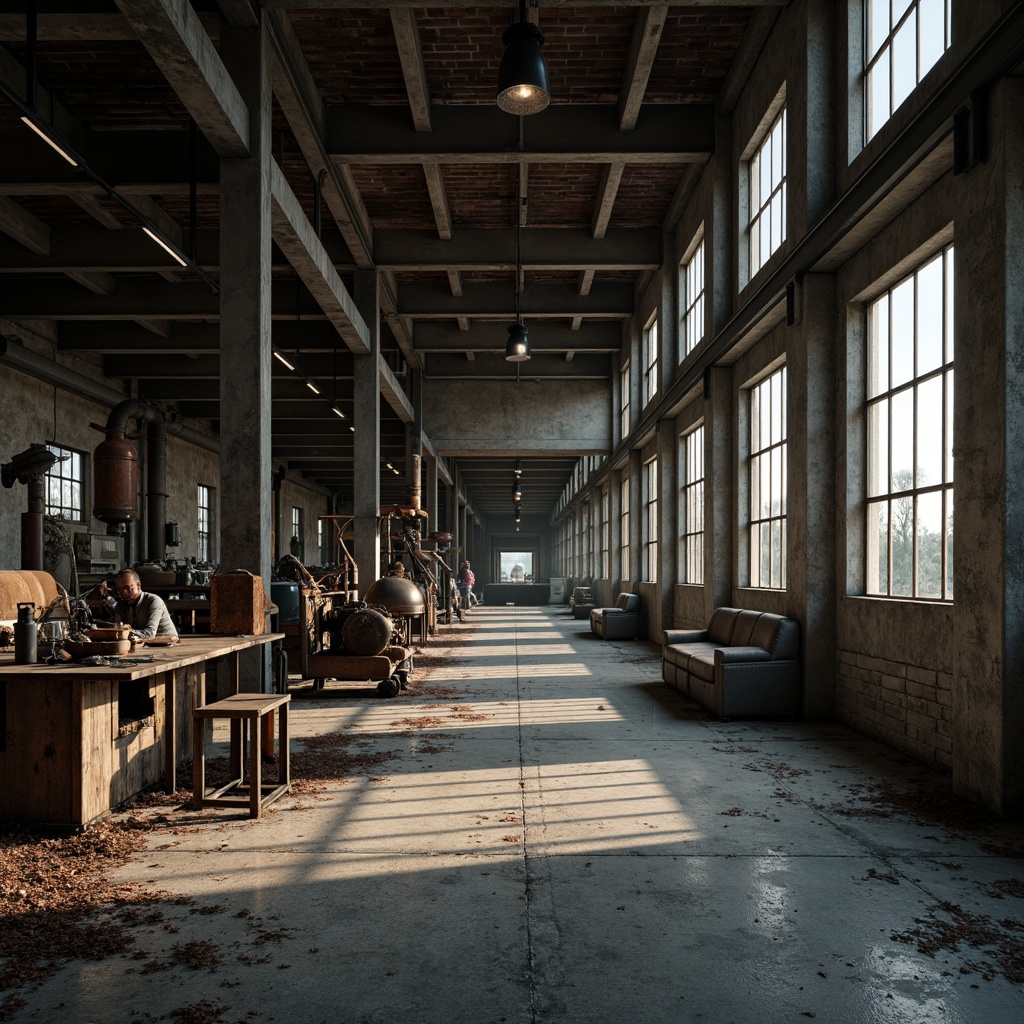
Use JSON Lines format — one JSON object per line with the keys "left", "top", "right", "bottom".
{"left": 218, "top": 21, "right": 272, "bottom": 689}
{"left": 657, "top": 418, "right": 677, "bottom": 633}
{"left": 952, "top": 77, "right": 1024, "bottom": 816}
{"left": 352, "top": 271, "right": 380, "bottom": 594}
{"left": 424, "top": 453, "right": 438, "bottom": 531}
{"left": 711, "top": 113, "right": 733, "bottom": 335}
{"left": 706, "top": 366, "right": 733, "bottom": 618}
{"left": 787, "top": 273, "right": 836, "bottom": 719}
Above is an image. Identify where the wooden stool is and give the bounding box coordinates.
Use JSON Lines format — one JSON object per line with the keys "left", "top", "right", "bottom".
{"left": 193, "top": 693, "right": 291, "bottom": 818}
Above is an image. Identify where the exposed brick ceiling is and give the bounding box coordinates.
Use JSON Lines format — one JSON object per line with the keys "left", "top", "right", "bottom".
{"left": 0, "top": 2, "right": 770, "bottom": 517}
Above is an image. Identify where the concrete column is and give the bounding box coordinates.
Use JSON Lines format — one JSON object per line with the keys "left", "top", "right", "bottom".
{"left": 787, "top": 273, "right": 836, "bottom": 719}
{"left": 706, "top": 366, "right": 733, "bottom": 618}
{"left": 657, "top": 418, "right": 677, "bottom": 633}
{"left": 424, "top": 453, "right": 438, "bottom": 531}
{"left": 218, "top": 21, "right": 271, "bottom": 689}
{"left": 711, "top": 113, "right": 733, "bottom": 334}
{"left": 352, "top": 271, "right": 380, "bottom": 594}
{"left": 952, "top": 77, "right": 1024, "bottom": 816}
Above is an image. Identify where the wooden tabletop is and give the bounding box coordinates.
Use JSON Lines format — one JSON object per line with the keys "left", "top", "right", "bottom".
{"left": 0, "top": 633, "right": 285, "bottom": 681}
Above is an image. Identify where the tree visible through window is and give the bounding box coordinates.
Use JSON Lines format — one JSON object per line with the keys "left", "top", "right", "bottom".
{"left": 866, "top": 246, "right": 954, "bottom": 600}
{"left": 749, "top": 366, "right": 787, "bottom": 589}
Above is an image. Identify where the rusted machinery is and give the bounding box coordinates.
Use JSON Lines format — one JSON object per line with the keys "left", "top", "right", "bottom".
{"left": 296, "top": 587, "right": 414, "bottom": 698}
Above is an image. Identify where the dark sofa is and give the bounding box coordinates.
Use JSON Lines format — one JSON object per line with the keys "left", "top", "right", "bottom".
{"left": 661, "top": 606, "right": 801, "bottom": 718}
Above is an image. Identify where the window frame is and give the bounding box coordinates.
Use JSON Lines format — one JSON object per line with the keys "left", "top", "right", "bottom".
{"left": 864, "top": 244, "right": 954, "bottom": 601}
{"left": 620, "top": 476, "right": 630, "bottom": 583}
{"left": 680, "top": 229, "right": 705, "bottom": 360}
{"left": 44, "top": 443, "right": 86, "bottom": 523}
{"left": 864, "top": 0, "right": 952, "bottom": 142}
{"left": 643, "top": 314, "right": 659, "bottom": 406}
{"left": 644, "top": 457, "right": 658, "bottom": 582}
{"left": 197, "top": 484, "right": 213, "bottom": 562}
{"left": 679, "top": 424, "right": 705, "bottom": 585}
{"left": 747, "top": 365, "right": 788, "bottom": 590}
{"left": 746, "top": 99, "right": 787, "bottom": 281}
{"left": 600, "top": 488, "right": 610, "bottom": 579}
{"left": 620, "top": 360, "right": 631, "bottom": 439}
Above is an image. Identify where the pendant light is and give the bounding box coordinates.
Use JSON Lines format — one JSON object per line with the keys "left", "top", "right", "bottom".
{"left": 505, "top": 193, "right": 532, "bottom": 362}
{"left": 497, "top": 1, "right": 550, "bottom": 116}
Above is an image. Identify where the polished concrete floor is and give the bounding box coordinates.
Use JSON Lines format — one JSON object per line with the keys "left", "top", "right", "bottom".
{"left": 17, "top": 605, "right": 1024, "bottom": 1023}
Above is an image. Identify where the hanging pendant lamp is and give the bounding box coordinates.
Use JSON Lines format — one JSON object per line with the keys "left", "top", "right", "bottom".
{"left": 497, "top": 1, "right": 550, "bottom": 116}
{"left": 505, "top": 194, "right": 532, "bottom": 362}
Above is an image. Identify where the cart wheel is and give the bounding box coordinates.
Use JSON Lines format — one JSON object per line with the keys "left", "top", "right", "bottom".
{"left": 377, "top": 676, "right": 400, "bottom": 698}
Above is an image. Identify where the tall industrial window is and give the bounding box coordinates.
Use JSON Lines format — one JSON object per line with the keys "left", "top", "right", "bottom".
{"left": 44, "top": 444, "right": 84, "bottom": 521}
{"left": 681, "top": 231, "right": 705, "bottom": 358}
{"left": 582, "top": 502, "right": 592, "bottom": 579}
{"left": 600, "top": 489, "right": 610, "bottom": 579}
{"left": 197, "top": 485, "right": 212, "bottom": 562}
{"left": 748, "top": 104, "right": 787, "bottom": 278}
{"left": 644, "top": 457, "right": 658, "bottom": 582}
{"left": 749, "top": 366, "right": 787, "bottom": 589}
{"left": 643, "top": 315, "right": 659, "bottom": 405}
{"left": 866, "top": 246, "right": 954, "bottom": 600}
{"left": 620, "top": 361, "right": 631, "bottom": 438}
{"left": 679, "top": 425, "right": 705, "bottom": 584}
{"left": 620, "top": 476, "right": 630, "bottom": 583}
{"left": 865, "top": 0, "right": 951, "bottom": 141}
{"left": 317, "top": 518, "right": 326, "bottom": 564}
{"left": 290, "top": 506, "right": 304, "bottom": 560}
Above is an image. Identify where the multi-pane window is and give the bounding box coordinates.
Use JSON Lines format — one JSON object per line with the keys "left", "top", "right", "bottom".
{"left": 44, "top": 444, "right": 84, "bottom": 521}
{"left": 620, "top": 361, "right": 631, "bottom": 438}
{"left": 866, "top": 246, "right": 954, "bottom": 600}
{"left": 679, "top": 425, "right": 705, "bottom": 585}
{"left": 748, "top": 105, "right": 787, "bottom": 278}
{"left": 749, "top": 366, "right": 787, "bottom": 589}
{"left": 644, "top": 457, "right": 658, "bottom": 582}
{"left": 317, "top": 518, "right": 326, "bottom": 564}
{"left": 290, "top": 506, "right": 304, "bottom": 560}
{"left": 197, "top": 484, "right": 212, "bottom": 562}
{"left": 643, "top": 315, "right": 659, "bottom": 405}
{"left": 865, "top": 0, "right": 951, "bottom": 141}
{"left": 620, "top": 477, "right": 630, "bottom": 583}
{"left": 600, "top": 489, "right": 610, "bottom": 579}
{"left": 582, "top": 502, "right": 592, "bottom": 579}
{"left": 681, "top": 232, "right": 705, "bottom": 358}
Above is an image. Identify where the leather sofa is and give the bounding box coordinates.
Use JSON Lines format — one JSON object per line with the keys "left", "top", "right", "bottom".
{"left": 661, "top": 606, "right": 800, "bottom": 718}
{"left": 570, "top": 586, "right": 595, "bottom": 619}
{"left": 590, "top": 592, "right": 643, "bottom": 640}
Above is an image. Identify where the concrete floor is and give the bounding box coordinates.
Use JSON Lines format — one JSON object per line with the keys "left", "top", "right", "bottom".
{"left": 16, "top": 605, "right": 1024, "bottom": 1023}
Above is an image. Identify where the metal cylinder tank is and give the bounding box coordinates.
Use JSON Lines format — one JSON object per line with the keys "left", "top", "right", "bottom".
{"left": 364, "top": 575, "right": 426, "bottom": 616}
{"left": 93, "top": 431, "right": 138, "bottom": 524}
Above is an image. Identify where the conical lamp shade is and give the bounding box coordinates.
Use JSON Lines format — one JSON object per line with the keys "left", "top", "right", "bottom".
{"left": 497, "top": 22, "right": 550, "bottom": 115}
{"left": 505, "top": 322, "right": 531, "bottom": 361}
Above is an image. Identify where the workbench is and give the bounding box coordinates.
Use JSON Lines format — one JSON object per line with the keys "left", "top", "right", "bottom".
{"left": 0, "top": 633, "right": 284, "bottom": 829}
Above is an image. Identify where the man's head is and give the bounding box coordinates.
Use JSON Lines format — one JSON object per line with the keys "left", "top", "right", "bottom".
{"left": 114, "top": 569, "right": 142, "bottom": 602}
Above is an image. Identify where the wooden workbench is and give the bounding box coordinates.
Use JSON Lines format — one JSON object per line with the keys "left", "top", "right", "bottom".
{"left": 0, "top": 633, "right": 283, "bottom": 829}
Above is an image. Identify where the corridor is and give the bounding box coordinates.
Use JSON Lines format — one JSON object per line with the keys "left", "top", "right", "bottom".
{"left": 14, "top": 606, "right": 1024, "bottom": 1023}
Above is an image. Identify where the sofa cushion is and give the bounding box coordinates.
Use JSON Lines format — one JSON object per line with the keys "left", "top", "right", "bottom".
{"left": 687, "top": 652, "right": 715, "bottom": 682}
{"left": 707, "top": 607, "right": 740, "bottom": 645}
{"left": 749, "top": 613, "right": 800, "bottom": 659}
{"left": 729, "top": 610, "right": 763, "bottom": 647}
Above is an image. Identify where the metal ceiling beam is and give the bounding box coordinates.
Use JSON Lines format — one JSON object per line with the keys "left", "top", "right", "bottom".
{"left": 326, "top": 105, "right": 714, "bottom": 164}
{"left": 413, "top": 320, "right": 622, "bottom": 353}
{"left": 113, "top": 0, "right": 249, "bottom": 158}
{"left": 618, "top": 5, "right": 667, "bottom": 132}
{"left": 374, "top": 227, "right": 662, "bottom": 272}
{"left": 270, "top": 160, "right": 370, "bottom": 355}
{"left": 264, "top": 1, "right": 781, "bottom": 8}
{"left": 397, "top": 281, "right": 634, "bottom": 319}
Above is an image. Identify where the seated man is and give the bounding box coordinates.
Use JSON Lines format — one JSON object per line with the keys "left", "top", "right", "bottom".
{"left": 107, "top": 569, "right": 179, "bottom": 640}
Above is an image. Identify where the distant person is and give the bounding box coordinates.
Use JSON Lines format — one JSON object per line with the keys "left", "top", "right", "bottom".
{"left": 511, "top": 563, "right": 525, "bottom": 582}
{"left": 456, "top": 561, "right": 475, "bottom": 622}
{"left": 104, "top": 569, "right": 178, "bottom": 640}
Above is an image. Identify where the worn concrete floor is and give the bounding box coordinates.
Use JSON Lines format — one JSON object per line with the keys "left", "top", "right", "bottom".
{"left": 14, "top": 605, "right": 1024, "bottom": 1023}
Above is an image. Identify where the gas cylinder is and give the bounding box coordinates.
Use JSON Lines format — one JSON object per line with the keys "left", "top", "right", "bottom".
{"left": 14, "top": 602, "right": 37, "bottom": 665}
{"left": 93, "top": 431, "right": 139, "bottom": 524}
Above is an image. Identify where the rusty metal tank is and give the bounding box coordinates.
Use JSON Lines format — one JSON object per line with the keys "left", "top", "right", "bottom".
{"left": 364, "top": 575, "right": 426, "bottom": 616}
{"left": 93, "top": 431, "right": 138, "bottom": 524}
{"left": 341, "top": 607, "right": 393, "bottom": 656}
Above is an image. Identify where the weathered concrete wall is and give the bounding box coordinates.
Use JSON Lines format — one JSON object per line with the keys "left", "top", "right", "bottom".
{"left": 423, "top": 380, "right": 611, "bottom": 455}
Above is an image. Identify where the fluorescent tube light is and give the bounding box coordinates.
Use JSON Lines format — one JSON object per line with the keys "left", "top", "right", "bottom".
{"left": 20, "top": 116, "right": 78, "bottom": 166}
{"left": 273, "top": 351, "right": 296, "bottom": 371}
{"left": 142, "top": 226, "right": 188, "bottom": 267}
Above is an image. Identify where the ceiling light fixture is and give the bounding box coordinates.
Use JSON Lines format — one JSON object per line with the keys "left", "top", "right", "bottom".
{"left": 20, "top": 115, "right": 77, "bottom": 166}
{"left": 332, "top": 405, "right": 346, "bottom": 420}
{"left": 142, "top": 226, "right": 189, "bottom": 267}
{"left": 505, "top": 194, "right": 531, "bottom": 362}
{"left": 305, "top": 379, "right": 320, "bottom": 395}
{"left": 273, "top": 350, "right": 296, "bottom": 371}
{"left": 497, "top": 0, "right": 550, "bottom": 116}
